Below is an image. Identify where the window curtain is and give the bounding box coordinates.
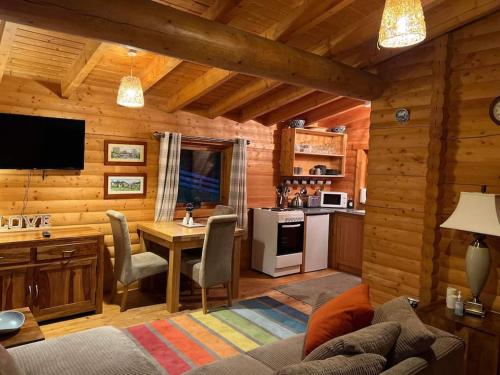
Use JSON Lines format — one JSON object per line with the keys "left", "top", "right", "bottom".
{"left": 228, "top": 138, "right": 248, "bottom": 229}
{"left": 154, "top": 132, "right": 181, "bottom": 222}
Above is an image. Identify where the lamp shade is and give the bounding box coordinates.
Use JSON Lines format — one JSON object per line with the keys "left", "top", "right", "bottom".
{"left": 440, "top": 192, "right": 500, "bottom": 237}
{"left": 378, "top": 0, "right": 426, "bottom": 48}
{"left": 117, "top": 75, "right": 144, "bottom": 108}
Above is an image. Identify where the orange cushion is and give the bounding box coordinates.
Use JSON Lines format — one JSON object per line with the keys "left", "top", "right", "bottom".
{"left": 303, "top": 284, "right": 374, "bottom": 356}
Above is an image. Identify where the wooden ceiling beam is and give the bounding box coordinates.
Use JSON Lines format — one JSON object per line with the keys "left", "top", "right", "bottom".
{"left": 139, "top": 0, "right": 242, "bottom": 93}
{"left": 167, "top": 0, "right": 340, "bottom": 114}
{"left": 298, "top": 97, "right": 365, "bottom": 124}
{"left": 259, "top": 92, "right": 341, "bottom": 126}
{"left": 60, "top": 41, "right": 107, "bottom": 98}
{"left": 206, "top": 0, "right": 357, "bottom": 118}
{"left": 238, "top": 86, "right": 313, "bottom": 123}
{"left": 0, "top": 21, "right": 18, "bottom": 83}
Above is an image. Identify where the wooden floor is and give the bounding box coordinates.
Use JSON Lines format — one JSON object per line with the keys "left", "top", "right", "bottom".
{"left": 40, "top": 268, "right": 337, "bottom": 339}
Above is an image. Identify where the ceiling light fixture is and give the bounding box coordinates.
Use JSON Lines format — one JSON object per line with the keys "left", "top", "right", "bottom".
{"left": 117, "top": 49, "right": 144, "bottom": 108}
{"left": 378, "top": 0, "right": 426, "bottom": 49}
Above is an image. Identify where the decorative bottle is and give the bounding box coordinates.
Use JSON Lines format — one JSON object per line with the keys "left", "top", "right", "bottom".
{"left": 454, "top": 290, "right": 464, "bottom": 317}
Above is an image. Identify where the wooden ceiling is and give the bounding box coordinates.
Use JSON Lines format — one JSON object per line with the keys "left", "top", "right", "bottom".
{"left": 0, "top": 0, "right": 498, "bottom": 126}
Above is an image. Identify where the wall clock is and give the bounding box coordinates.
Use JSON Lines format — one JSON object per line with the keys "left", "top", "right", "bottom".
{"left": 490, "top": 96, "right": 500, "bottom": 125}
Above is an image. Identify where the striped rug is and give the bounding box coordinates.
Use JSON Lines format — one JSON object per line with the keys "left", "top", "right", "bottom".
{"left": 124, "top": 295, "right": 309, "bottom": 375}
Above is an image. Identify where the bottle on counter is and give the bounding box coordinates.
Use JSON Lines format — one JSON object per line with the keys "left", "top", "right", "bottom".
{"left": 454, "top": 290, "right": 464, "bottom": 317}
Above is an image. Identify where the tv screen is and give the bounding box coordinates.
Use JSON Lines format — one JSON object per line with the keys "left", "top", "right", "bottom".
{"left": 177, "top": 149, "right": 221, "bottom": 204}
{"left": 0, "top": 113, "right": 85, "bottom": 170}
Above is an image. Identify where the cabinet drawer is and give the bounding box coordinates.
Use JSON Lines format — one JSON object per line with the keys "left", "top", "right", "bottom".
{"left": 0, "top": 248, "right": 31, "bottom": 265}
{"left": 36, "top": 241, "right": 97, "bottom": 261}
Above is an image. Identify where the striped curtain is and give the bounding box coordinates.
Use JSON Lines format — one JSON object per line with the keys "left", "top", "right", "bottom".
{"left": 154, "top": 132, "right": 181, "bottom": 222}
{"left": 229, "top": 139, "right": 248, "bottom": 229}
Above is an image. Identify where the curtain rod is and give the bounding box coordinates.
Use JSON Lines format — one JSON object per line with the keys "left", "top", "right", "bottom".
{"left": 153, "top": 132, "right": 250, "bottom": 145}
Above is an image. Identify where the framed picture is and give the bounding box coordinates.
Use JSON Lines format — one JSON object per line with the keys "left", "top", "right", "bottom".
{"left": 104, "top": 140, "right": 147, "bottom": 166}
{"left": 104, "top": 173, "right": 147, "bottom": 199}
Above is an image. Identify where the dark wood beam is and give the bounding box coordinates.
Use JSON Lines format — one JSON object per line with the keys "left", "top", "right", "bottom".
{"left": 0, "top": 0, "right": 384, "bottom": 101}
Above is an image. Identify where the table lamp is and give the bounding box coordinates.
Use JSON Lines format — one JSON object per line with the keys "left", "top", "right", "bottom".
{"left": 440, "top": 192, "right": 500, "bottom": 317}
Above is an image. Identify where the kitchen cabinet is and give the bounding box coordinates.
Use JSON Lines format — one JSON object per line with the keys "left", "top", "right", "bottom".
{"left": 330, "top": 212, "right": 364, "bottom": 275}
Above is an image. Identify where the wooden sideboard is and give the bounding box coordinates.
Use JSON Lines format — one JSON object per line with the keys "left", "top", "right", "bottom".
{"left": 0, "top": 227, "right": 104, "bottom": 322}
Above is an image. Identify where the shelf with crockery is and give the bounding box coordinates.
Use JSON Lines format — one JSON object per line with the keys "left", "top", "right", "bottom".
{"left": 280, "top": 128, "right": 347, "bottom": 178}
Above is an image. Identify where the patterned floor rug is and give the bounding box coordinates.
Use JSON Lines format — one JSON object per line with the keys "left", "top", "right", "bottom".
{"left": 124, "top": 295, "right": 309, "bottom": 375}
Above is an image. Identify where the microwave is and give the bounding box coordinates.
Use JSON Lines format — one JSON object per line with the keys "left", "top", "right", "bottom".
{"left": 320, "top": 191, "right": 348, "bottom": 208}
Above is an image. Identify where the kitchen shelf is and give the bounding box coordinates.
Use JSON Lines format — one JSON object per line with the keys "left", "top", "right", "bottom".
{"left": 280, "top": 128, "right": 347, "bottom": 178}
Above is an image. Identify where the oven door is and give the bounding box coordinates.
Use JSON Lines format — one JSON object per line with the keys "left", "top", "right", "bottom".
{"left": 277, "top": 222, "right": 304, "bottom": 256}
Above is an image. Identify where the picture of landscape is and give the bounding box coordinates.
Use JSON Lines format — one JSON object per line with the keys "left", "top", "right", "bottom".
{"left": 104, "top": 173, "right": 147, "bottom": 199}
{"left": 104, "top": 141, "right": 147, "bottom": 166}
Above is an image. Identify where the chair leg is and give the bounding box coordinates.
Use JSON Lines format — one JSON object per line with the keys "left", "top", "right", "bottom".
{"left": 227, "top": 282, "right": 232, "bottom": 307}
{"left": 201, "top": 287, "right": 208, "bottom": 314}
{"left": 120, "top": 284, "right": 129, "bottom": 312}
{"left": 111, "top": 279, "right": 117, "bottom": 303}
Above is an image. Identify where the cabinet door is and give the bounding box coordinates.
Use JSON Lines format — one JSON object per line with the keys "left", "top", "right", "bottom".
{"left": 333, "top": 214, "right": 364, "bottom": 275}
{"left": 32, "top": 258, "right": 97, "bottom": 321}
{"left": 0, "top": 268, "right": 31, "bottom": 310}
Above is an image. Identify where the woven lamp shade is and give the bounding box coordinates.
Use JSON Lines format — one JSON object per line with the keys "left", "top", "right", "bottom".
{"left": 378, "top": 0, "right": 426, "bottom": 48}
{"left": 117, "top": 75, "right": 144, "bottom": 108}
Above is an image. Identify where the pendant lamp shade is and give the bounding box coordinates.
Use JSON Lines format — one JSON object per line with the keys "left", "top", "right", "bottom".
{"left": 117, "top": 49, "right": 144, "bottom": 108}
{"left": 440, "top": 192, "right": 500, "bottom": 236}
{"left": 117, "top": 75, "right": 145, "bottom": 108}
{"left": 378, "top": 0, "right": 426, "bottom": 48}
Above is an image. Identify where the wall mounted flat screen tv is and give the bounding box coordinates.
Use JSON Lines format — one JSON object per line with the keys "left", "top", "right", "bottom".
{"left": 0, "top": 113, "right": 85, "bottom": 170}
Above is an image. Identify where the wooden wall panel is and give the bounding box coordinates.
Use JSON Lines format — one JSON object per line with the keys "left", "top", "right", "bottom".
{"left": 0, "top": 76, "right": 278, "bottom": 288}
{"left": 363, "top": 37, "right": 445, "bottom": 306}
{"left": 437, "top": 12, "right": 500, "bottom": 312}
{"left": 363, "top": 11, "right": 500, "bottom": 311}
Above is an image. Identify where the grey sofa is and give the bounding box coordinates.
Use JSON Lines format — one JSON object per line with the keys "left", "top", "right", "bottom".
{"left": 4, "top": 298, "right": 465, "bottom": 375}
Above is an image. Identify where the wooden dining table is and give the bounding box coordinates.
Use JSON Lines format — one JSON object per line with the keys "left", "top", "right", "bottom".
{"left": 136, "top": 221, "right": 245, "bottom": 313}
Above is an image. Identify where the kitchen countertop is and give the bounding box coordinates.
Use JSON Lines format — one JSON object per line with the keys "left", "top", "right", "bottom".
{"left": 298, "top": 207, "right": 366, "bottom": 216}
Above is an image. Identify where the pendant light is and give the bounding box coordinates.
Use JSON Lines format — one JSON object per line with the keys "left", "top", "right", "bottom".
{"left": 117, "top": 49, "right": 144, "bottom": 108}
{"left": 378, "top": 0, "right": 426, "bottom": 48}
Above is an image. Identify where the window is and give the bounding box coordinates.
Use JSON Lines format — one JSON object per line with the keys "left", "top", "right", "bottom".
{"left": 177, "top": 146, "right": 226, "bottom": 206}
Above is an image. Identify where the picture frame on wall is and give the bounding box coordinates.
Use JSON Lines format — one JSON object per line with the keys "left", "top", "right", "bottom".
{"left": 104, "top": 140, "right": 147, "bottom": 166}
{"left": 104, "top": 173, "right": 147, "bottom": 199}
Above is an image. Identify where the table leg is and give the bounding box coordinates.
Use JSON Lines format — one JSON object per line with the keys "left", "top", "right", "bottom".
{"left": 139, "top": 230, "right": 146, "bottom": 252}
{"left": 231, "top": 237, "right": 241, "bottom": 298}
{"left": 167, "top": 243, "right": 181, "bottom": 313}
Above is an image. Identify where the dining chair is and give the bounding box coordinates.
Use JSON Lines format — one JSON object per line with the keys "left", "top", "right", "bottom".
{"left": 213, "top": 205, "right": 235, "bottom": 216}
{"left": 180, "top": 214, "right": 237, "bottom": 314}
{"left": 106, "top": 210, "right": 168, "bottom": 312}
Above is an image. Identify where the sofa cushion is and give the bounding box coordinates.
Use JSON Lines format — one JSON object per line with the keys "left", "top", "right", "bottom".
{"left": 276, "top": 353, "right": 387, "bottom": 375}
{"left": 186, "top": 354, "right": 274, "bottom": 375}
{"left": 248, "top": 334, "right": 304, "bottom": 370}
{"left": 0, "top": 344, "right": 23, "bottom": 375}
{"left": 8, "top": 326, "right": 164, "bottom": 375}
{"left": 373, "top": 297, "right": 436, "bottom": 364}
{"left": 304, "top": 284, "right": 374, "bottom": 356}
{"left": 305, "top": 322, "right": 401, "bottom": 361}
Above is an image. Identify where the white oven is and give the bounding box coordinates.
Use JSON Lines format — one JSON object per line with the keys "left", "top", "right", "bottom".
{"left": 320, "top": 191, "right": 348, "bottom": 208}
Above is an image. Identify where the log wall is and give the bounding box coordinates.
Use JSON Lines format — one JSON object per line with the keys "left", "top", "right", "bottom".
{"left": 364, "top": 11, "right": 500, "bottom": 311}
{"left": 0, "top": 77, "right": 278, "bottom": 286}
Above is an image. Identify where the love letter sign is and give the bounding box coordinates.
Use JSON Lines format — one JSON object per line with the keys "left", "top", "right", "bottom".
{"left": 0, "top": 215, "right": 51, "bottom": 232}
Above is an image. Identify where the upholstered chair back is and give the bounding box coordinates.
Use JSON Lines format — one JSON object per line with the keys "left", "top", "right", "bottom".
{"left": 213, "top": 205, "right": 236, "bottom": 216}
{"left": 199, "top": 214, "right": 237, "bottom": 288}
{"left": 106, "top": 210, "right": 134, "bottom": 285}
